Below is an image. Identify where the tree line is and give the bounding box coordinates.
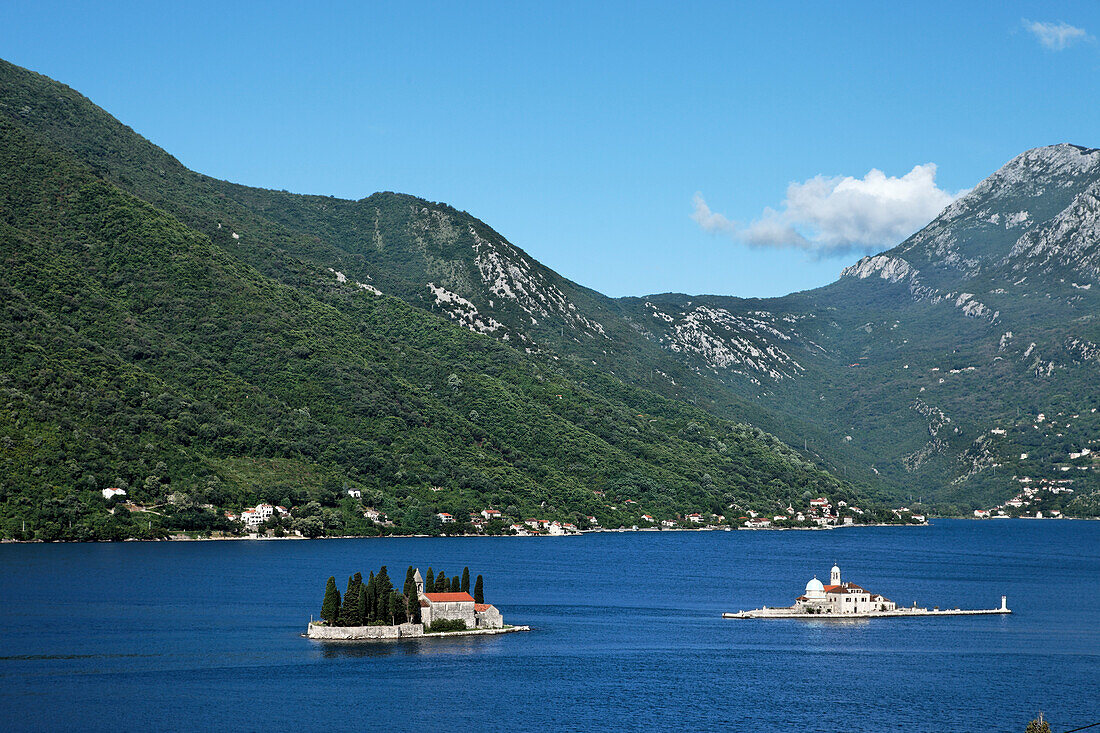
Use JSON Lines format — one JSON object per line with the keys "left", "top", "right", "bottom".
{"left": 320, "top": 565, "right": 421, "bottom": 627}
{"left": 318, "top": 565, "right": 486, "bottom": 627}
{"left": 422, "top": 566, "right": 484, "bottom": 603}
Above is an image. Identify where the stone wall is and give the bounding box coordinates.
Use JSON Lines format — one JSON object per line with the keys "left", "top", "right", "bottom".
{"left": 307, "top": 622, "right": 423, "bottom": 640}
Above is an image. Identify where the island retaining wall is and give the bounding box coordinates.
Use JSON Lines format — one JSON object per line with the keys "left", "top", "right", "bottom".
{"left": 307, "top": 622, "right": 424, "bottom": 640}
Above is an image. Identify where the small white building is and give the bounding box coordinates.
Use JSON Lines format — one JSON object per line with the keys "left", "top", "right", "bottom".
{"left": 102, "top": 488, "right": 127, "bottom": 500}
{"left": 436, "top": 512, "right": 454, "bottom": 524}
{"left": 347, "top": 489, "right": 361, "bottom": 499}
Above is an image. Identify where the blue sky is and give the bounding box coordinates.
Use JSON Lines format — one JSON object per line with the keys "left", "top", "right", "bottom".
{"left": 3, "top": 1, "right": 1098, "bottom": 297}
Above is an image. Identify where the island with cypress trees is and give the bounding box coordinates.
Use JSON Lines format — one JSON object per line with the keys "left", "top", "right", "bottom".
{"left": 307, "top": 565, "right": 528, "bottom": 640}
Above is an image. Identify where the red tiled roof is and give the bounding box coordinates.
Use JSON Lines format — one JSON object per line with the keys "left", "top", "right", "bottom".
{"left": 423, "top": 592, "right": 475, "bottom": 603}
{"left": 474, "top": 603, "right": 494, "bottom": 612}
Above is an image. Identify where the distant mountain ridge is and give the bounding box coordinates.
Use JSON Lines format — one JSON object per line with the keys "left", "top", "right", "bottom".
{"left": 1, "top": 57, "right": 1097, "bottom": 532}
{"left": 631, "top": 144, "right": 1100, "bottom": 512}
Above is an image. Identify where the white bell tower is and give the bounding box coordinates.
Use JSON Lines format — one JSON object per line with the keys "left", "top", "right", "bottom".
{"left": 830, "top": 564, "right": 841, "bottom": 586}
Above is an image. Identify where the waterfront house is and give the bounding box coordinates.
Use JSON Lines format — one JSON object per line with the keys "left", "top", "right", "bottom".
{"left": 436, "top": 512, "right": 454, "bottom": 524}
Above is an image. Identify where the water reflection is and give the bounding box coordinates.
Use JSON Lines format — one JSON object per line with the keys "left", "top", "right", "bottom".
{"left": 316, "top": 635, "right": 506, "bottom": 659}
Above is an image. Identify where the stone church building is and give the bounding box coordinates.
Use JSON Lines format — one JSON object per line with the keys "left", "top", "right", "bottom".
{"left": 413, "top": 569, "right": 504, "bottom": 629}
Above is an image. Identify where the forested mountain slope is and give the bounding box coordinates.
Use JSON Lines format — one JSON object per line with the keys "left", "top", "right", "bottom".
{"left": 0, "top": 60, "right": 866, "bottom": 540}
{"left": 3, "top": 57, "right": 1096, "bottom": 525}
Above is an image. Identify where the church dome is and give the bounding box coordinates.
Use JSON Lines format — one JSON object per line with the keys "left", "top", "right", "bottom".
{"left": 805, "top": 576, "right": 825, "bottom": 599}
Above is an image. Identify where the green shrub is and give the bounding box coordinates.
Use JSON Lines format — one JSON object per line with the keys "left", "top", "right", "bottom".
{"left": 427, "top": 619, "right": 468, "bottom": 633}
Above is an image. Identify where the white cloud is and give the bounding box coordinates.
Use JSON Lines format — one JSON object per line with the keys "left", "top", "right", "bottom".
{"left": 692, "top": 163, "right": 965, "bottom": 256}
{"left": 689, "top": 192, "right": 737, "bottom": 235}
{"left": 1023, "top": 20, "right": 1089, "bottom": 50}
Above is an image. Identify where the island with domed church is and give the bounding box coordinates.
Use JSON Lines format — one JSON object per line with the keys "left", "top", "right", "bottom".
{"left": 306, "top": 565, "right": 529, "bottom": 640}
{"left": 723, "top": 564, "right": 1011, "bottom": 619}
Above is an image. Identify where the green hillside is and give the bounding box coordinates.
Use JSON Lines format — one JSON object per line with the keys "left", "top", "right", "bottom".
{"left": 0, "top": 67, "right": 872, "bottom": 540}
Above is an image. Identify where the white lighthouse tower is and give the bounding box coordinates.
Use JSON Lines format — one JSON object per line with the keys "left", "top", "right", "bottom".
{"left": 830, "top": 564, "right": 842, "bottom": 586}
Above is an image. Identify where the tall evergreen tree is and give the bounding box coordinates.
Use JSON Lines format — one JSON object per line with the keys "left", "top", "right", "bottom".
{"left": 461, "top": 567, "right": 470, "bottom": 593}
{"left": 376, "top": 566, "right": 393, "bottom": 595}
{"left": 390, "top": 591, "right": 407, "bottom": 624}
{"left": 450, "top": 575, "right": 461, "bottom": 592}
{"left": 425, "top": 568, "right": 435, "bottom": 593}
{"left": 356, "top": 585, "right": 368, "bottom": 626}
{"left": 407, "top": 584, "right": 422, "bottom": 624}
{"left": 320, "top": 576, "right": 341, "bottom": 626}
{"left": 365, "top": 573, "right": 378, "bottom": 623}
{"left": 340, "top": 572, "right": 362, "bottom": 625}
{"left": 435, "top": 570, "right": 446, "bottom": 593}
{"left": 374, "top": 566, "right": 394, "bottom": 621}
{"left": 473, "top": 575, "right": 484, "bottom": 604}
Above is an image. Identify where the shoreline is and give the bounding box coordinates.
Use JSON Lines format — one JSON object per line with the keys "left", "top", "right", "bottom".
{"left": 5, "top": 516, "right": 1095, "bottom": 544}
{"left": 0, "top": 521, "right": 933, "bottom": 544}
{"left": 305, "top": 623, "right": 531, "bottom": 642}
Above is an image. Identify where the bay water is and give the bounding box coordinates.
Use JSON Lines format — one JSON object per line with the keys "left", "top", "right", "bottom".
{"left": 1, "top": 519, "right": 1097, "bottom": 731}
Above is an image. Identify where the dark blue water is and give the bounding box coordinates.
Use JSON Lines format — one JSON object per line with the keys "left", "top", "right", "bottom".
{"left": 1, "top": 519, "right": 1098, "bottom": 732}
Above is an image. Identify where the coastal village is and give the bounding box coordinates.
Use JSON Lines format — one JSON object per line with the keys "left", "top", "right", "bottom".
{"left": 96, "top": 485, "right": 924, "bottom": 539}
{"left": 972, "top": 481, "right": 1076, "bottom": 520}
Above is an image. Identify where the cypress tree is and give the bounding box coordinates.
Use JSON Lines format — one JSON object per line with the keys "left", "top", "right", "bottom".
{"left": 435, "top": 571, "right": 446, "bottom": 593}
{"left": 474, "top": 575, "right": 484, "bottom": 604}
{"left": 365, "top": 573, "right": 378, "bottom": 623}
{"left": 450, "top": 575, "right": 461, "bottom": 592}
{"left": 461, "top": 567, "right": 470, "bottom": 593}
{"left": 356, "top": 585, "right": 368, "bottom": 625}
{"left": 340, "top": 573, "right": 362, "bottom": 625}
{"left": 376, "top": 566, "right": 393, "bottom": 596}
{"left": 407, "top": 584, "right": 422, "bottom": 624}
{"left": 425, "top": 568, "right": 435, "bottom": 593}
{"left": 320, "top": 576, "right": 341, "bottom": 625}
{"left": 374, "top": 566, "right": 393, "bottom": 621}
{"left": 391, "top": 591, "right": 407, "bottom": 624}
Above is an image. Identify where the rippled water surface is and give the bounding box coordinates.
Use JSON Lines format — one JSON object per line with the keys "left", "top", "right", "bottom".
{"left": 1, "top": 519, "right": 1098, "bottom": 731}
